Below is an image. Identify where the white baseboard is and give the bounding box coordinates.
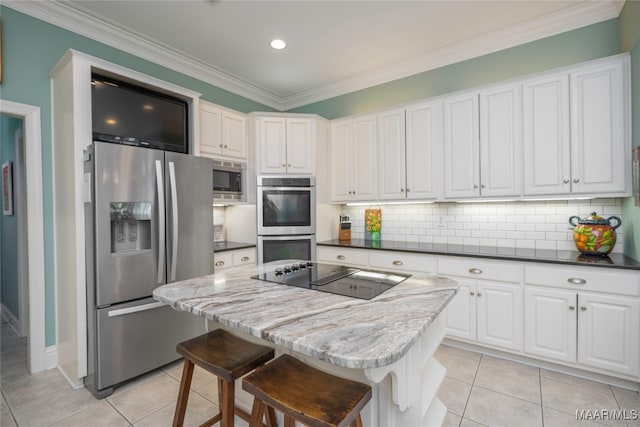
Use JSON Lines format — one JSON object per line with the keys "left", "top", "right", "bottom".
{"left": 1, "top": 303, "right": 24, "bottom": 337}
{"left": 57, "top": 364, "right": 84, "bottom": 390}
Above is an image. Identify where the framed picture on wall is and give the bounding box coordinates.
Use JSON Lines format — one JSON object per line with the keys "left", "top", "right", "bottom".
{"left": 2, "top": 161, "right": 12, "bottom": 216}
{"left": 633, "top": 146, "right": 640, "bottom": 207}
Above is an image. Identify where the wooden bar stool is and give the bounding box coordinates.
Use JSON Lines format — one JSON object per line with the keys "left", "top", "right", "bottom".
{"left": 242, "top": 354, "right": 372, "bottom": 427}
{"left": 173, "top": 329, "right": 277, "bottom": 427}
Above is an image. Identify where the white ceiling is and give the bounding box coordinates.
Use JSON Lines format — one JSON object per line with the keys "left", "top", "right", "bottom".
{"left": 7, "top": 0, "right": 625, "bottom": 110}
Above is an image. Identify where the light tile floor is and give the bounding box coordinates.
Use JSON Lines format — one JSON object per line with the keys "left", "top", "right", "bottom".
{"left": 1, "top": 323, "right": 638, "bottom": 426}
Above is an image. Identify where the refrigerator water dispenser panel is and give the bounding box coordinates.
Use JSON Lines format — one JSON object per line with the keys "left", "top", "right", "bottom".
{"left": 110, "top": 202, "right": 152, "bottom": 253}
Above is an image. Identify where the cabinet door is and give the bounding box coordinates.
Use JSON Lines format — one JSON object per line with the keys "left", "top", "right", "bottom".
{"left": 444, "top": 92, "right": 480, "bottom": 198}
{"left": 524, "top": 287, "right": 577, "bottom": 363}
{"left": 570, "top": 60, "right": 627, "bottom": 194}
{"left": 577, "top": 293, "right": 639, "bottom": 377}
{"left": 258, "top": 117, "right": 287, "bottom": 174}
{"left": 476, "top": 281, "right": 523, "bottom": 351}
{"left": 330, "top": 120, "right": 353, "bottom": 202}
{"left": 221, "top": 111, "right": 247, "bottom": 160}
{"left": 286, "top": 118, "right": 314, "bottom": 174}
{"left": 479, "top": 83, "right": 521, "bottom": 197}
{"left": 444, "top": 279, "right": 477, "bottom": 341}
{"left": 523, "top": 74, "right": 571, "bottom": 195}
{"left": 199, "top": 103, "right": 222, "bottom": 157}
{"left": 353, "top": 115, "right": 378, "bottom": 200}
{"left": 405, "top": 101, "right": 443, "bottom": 200}
{"left": 377, "top": 108, "right": 406, "bottom": 200}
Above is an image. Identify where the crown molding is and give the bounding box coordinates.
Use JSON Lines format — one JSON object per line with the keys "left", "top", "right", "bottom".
{"left": 281, "top": 0, "right": 622, "bottom": 109}
{"left": 3, "top": 0, "right": 287, "bottom": 110}
{"left": 4, "top": 0, "right": 622, "bottom": 111}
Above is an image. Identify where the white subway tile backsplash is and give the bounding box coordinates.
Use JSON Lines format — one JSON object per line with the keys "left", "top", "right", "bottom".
{"left": 342, "top": 198, "right": 624, "bottom": 253}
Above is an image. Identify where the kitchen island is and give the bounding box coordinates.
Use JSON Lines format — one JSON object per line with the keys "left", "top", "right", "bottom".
{"left": 153, "top": 260, "right": 458, "bottom": 427}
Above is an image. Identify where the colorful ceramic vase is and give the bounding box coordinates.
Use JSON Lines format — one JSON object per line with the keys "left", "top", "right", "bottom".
{"left": 569, "top": 212, "right": 621, "bottom": 256}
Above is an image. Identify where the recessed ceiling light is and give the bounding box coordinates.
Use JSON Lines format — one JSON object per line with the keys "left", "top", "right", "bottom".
{"left": 270, "top": 39, "right": 287, "bottom": 50}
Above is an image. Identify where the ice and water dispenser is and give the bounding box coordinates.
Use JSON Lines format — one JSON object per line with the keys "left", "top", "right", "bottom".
{"left": 110, "top": 202, "right": 152, "bottom": 253}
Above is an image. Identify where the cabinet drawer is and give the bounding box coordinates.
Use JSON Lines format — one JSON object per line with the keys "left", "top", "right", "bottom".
{"left": 213, "top": 252, "right": 233, "bottom": 270}
{"left": 317, "top": 247, "right": 368, "bottom": 267}
{"left": 438, "top": 256, "right": 522, "bottom": 283}
{"left": 524, "top": 265, "right": 639, "bottom": 296}
{"left": 232, "top": 248, "right": 256, "bottom": 266}
{"left": 369, "top": 251, "right": 436, "bottom": 273}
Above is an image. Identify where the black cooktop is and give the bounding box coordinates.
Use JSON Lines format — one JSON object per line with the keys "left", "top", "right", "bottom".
{"left": 251, "top": 262, "right": 411, "bottom": 300}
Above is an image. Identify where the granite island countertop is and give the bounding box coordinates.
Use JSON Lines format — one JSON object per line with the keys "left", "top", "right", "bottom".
{"left": 318, "top": 239, "right": 640, "bottom": 271}
{"left": 153, "top": 260, "right": 458, "bottom": 370}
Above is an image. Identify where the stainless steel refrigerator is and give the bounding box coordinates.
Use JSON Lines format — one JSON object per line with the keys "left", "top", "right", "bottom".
{"left": 83, "top": 141, "right": 213, "bottom": 398}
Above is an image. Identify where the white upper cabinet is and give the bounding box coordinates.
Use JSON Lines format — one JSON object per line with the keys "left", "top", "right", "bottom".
{"left": 444, "top": 83, "right": 521, "bottom": 199}
{"left": 570, "top": 59, "right": 627, "bottom": 195}
{"left": 330, "top": 115, "right": 377, "bottom": 202}
{"left": 524, "top": 56, "right": 630, "bottom": 197}
{"left": 199, "top": 101, "right": 247, "bottom": 160}
{"left": 444, "top": 91, "right": 480, "bottom": 198}
{"left": 377, "top": 108, "right": 406, "bottom": 200}
{"left": 256, "top": 115, "right": 315, "bottom": 175}
{"left": 405, "top": 101, "right": 443, "bottom": 200}
{"left": 523, "top": 73, "right": 571, "bottom": 195}
{"left": 479, "top": 83, "right": 522, "bottom": 197}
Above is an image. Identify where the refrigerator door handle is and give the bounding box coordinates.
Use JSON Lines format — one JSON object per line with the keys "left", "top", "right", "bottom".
{"left": 107, "top": 301, "right": 166, "bottom": 318}
{"left": 155, "top": 160, "right": 165, "bottom": 284}
{"left": 168, "top": 161, "right": 179, "bottom": 282}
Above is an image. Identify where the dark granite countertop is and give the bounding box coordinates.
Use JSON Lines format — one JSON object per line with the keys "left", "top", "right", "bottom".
{"left": 318, "top": 239, "right": 640, "bottom": 271}
{"left": 213, "top": 241, "right": 256, "bottom": 252}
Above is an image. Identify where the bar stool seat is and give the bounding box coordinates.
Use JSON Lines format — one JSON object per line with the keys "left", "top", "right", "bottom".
{"left": 173, "top": 329, "right": 276, "bottom": 427}
{"left": 242, "top": 354, "right": 372, "bottom": 427}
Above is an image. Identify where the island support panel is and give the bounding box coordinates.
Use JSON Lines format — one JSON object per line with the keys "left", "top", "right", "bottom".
{"left": 208, "top": 315, "right": 448, "bottom": 427}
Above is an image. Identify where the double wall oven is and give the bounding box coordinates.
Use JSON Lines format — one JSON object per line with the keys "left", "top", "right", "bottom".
{"left": 257, "top": 176, "right": 316, "bottom": 263}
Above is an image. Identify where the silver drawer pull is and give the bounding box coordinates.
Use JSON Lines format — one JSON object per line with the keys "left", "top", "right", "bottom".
{"left": 569, "top": 306, "right": 575, "bottom": 311}
{"left": 470, "top": 291, "right": 475, "bottom": 296}
{"left": 580, "top": 306, "right": 587, "bottom": 311}
{"left": 337, "top": 255, "right": 346, "bottom": 260}
{"left": 215, "top": 260, "right": 225, "bottom": 267}
{"left": 567, "top": 277, "right": 586, "bottom": 285}
{"left": 468, "top": 268, "right": 483, "bottom": 275}
{"left": 240, "top": 256, "right": 250, "bottom": 262}
{"left": 392, "top": 260, "right": 403, "bottom": 266}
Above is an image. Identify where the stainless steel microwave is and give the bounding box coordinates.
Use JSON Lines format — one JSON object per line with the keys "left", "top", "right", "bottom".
{"left": 213, "top": 160, "right": 246, "bottom": 202}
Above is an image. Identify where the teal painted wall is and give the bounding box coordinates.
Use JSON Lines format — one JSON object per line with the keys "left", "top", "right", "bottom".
{"left": 621, "top": 0, "right": 640, "bottom": 261}
{"left": 0, "top": 6, "right": 274, "bottom": 346}
{"left": 288, "top": 19, "right": 621, "bottom": 119}
{"left": 0, "top": 116, "right": 22, "bottom": 319}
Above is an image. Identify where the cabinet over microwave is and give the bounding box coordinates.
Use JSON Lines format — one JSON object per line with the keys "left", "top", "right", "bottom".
{"left": 213, "top": 160, "right": 246, "bottom": 202}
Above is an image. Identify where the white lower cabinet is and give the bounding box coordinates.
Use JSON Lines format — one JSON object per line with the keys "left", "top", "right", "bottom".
{"left": 524, "top": 264, "right": 640, "bottom": 378}
{"left": 214, "top": 247, "right": 256, "bottom": 270}
{"left": 443, "top": 278, "right": 476, "bottom": 341}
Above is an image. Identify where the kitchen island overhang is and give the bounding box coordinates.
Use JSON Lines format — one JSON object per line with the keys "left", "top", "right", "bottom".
{"left": 153, "top": 260, "right": 458, "bottom": 426}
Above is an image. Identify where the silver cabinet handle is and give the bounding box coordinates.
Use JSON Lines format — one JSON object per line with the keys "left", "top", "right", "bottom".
{"left": 473, "top": 184, "right": 478, "bottom": 189}
{"left": 580, "top": 306, "right": 587, "bottom": 311}
{"left": 563, "top": 179, "right": 570, "bottom": 184}
{"left": 155, "top": 160, "right": 165, "bottom": 285}
{"left": 241, "top": 256, "right": 250, "bottom": 262}
{"left": 215, "top": 260, "right": 225, "bottom": 267}
{"left": 469, "top": 268, "right": 483, "bottom": 274}
{"left": 567, "top": 278, "right": 586, "bottom": 285}
{"left": 392, "top": 260, "right": 403, "bottom": 266}
{"left": 477, "top": 292, "right": 482, "bottom": 297}
{"left": 224, "top": 144, "right": 228, "bottom": 148}
{"left": 573, "top": 178, "right": 580, "bottom": 183}
{"left": 288, "top": 164, "right": 291, "bottom": 167}
{"left": 406, "top": 188, "right": 410, "bottom": 192}
{"left": 219, "top": 144, "right": 223, "bottom": 147}
{"left": 282, "top": 164, "right": 286, "bottom": 167}
{"left": 337, "top": 255, "right": 346, "bottom": 260}
{"left": 481, "top": 184, "right": 486, "bottom": 189}
{"left": 400, "top": 188, "right": 405, "bottom": 192}
{"left": 470, "top": 291, "right": 476, "bottom": 296}
{"left": 569, "top": 306, "right": 575, "bottom": 311}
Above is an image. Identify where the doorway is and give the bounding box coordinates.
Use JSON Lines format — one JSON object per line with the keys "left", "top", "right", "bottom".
{"left": 0, "top": 101, "right": 46, "bottom": 374}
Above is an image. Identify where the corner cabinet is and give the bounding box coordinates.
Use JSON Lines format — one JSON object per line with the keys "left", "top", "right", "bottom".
{"left": 255, "top": 115, "right": 315, "bottom": 175}
{"left": 523, "top": 56, "right": 630, "bottom": 197}
{"left": 198, "top": 101, "right": 248, "bottom": 161}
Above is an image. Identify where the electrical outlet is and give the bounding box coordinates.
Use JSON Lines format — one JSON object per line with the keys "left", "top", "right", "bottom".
{"left": 436, "top": 216, "right": 447, "bottom": 228}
